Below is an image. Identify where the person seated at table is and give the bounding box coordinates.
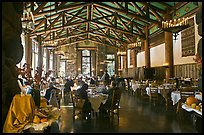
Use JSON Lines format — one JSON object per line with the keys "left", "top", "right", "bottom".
{"left": 99, "top": 81, "right": 118, "bottom": 117}
{"left": 76, "top": 83, "right": 92, "bottom": 119}
{"left": 64, "top": 77, "right": 74, "bottom": 103}
{"left": 90, "top": 76, "right": 96, "bottom": 85}
{"left": 45, "top": 83, "right": 60, "bottom": 108}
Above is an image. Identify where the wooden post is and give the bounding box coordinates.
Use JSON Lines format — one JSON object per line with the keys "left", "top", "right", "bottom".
{"left": 164, "top": 32, "right": 174, "bottom": 78}
{"left": 144, "top": 25, "right": 150, "bottom": 68}
{"left": 164, "top": 13, "right": 174, "bottom": 78}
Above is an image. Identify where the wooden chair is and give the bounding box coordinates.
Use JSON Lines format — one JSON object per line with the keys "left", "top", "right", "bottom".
{"left": 149, "top": 87, "right": 159, "bottom": 106}
{"left": 101, "top": 87, "right": 122, "bottom": 119}
{"left": 176, "top": 87, "right": 196, "bottom": 114}
{"left": 161, "top": 86, "right": 173, "bottom": 111}
{"left": 70, "top": 91, "right": 85, "bottom": 120}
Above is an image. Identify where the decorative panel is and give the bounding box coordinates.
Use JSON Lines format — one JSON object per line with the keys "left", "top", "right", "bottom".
{"left": 181, "top": 17, "right": 195, "bottom": 57}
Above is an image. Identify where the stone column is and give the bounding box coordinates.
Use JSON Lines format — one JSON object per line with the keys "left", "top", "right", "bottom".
{"left": 118, "top": 55, "right": 121, "bottom": 76}
{"left": 46, "top": 49, "right": 50, "bottom": 72}
{"left": 132, "top": 49, "right": 137, "bottom": 67}
{"left": 37, "top": 35, "right": 43, "bottom": 78}
{"left": 25, "top": 32, "right": 32, "bottom": 66}
{"left": 52, "top": 49, "right": 56, "bottom": 76}
{"left": 115, "top": 52, "right": 118, "bottom": 75}
{"left": 144, "top": 25, "right": 150, "bottom": 68}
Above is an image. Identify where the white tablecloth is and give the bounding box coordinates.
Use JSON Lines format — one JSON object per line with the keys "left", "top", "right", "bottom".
{"left": 132, "top": 84, "right": 142, "bottom": 92}
{"left": 88, "top": 93, "right": 108, "bottom": 112}
{"left": 171, "top": 91, "right": 202, "bottom": 105}
{"left": 171, "top": 91, "right": 181, "bottom": 105}
{"left": 182, "top": 103, "right": 202, "bottom": 116}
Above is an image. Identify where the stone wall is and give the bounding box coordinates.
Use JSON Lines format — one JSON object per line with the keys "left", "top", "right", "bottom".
{"left": 65, "top": 45, "right": 77, "bottom": 78}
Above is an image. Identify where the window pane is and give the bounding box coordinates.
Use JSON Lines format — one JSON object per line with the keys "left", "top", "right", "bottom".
{"left": 82, "top": 50, "right": 90, "bottom": 56}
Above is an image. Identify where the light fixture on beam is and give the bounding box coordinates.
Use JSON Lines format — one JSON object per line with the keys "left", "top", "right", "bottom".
{"left": 21, "top": 11, "right": 35, "bottom": 32}
{"left": 128, "top": 41, "right": 142, "bottom": 50}
{"left": 161, "top": 17, "right": 189, "bottom": 33}
{"left": 55, "top": 50, "right": 65, "bottom": 56}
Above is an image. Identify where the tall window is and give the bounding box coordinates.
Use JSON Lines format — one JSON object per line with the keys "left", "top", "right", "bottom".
{"left": 106, "top": 54, "right": 115, "bottom": 76}
{"left": 82, "top": 50, "right": 91, "bottom": 77}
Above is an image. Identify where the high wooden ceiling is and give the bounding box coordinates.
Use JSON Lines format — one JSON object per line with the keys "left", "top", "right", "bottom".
{"left": 22, "top": 2, "right": 198, "bottom": 50}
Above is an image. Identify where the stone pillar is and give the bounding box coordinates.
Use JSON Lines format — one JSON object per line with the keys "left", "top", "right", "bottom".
{"left": 115, "top": 52, "right": 118, "bottom": 75}
{"left": 76, "top": 50, "right": 81, "bottom": 75}
{"left": 118, "top": 55, "right": 121, "bottom": 76}
{"left": 46, "top": 49, "right": 50, "bottom": 72}
{"left": 132, "top": 49, "right": 137, "bottom": 67}
{"left": 144, "top": 25, "right": 150, "bottom": 68}
{"left": 37, "top": 35, "right": 43, "bottom": 79}
{"left": 25, "top": 32, "right": 32, "bottom": 66}
{"left": 91, "top": 50, "right": 96, "bottom": 76}
{"left": 164, "top": 32, "right": 174, "bottom": 78}
{"left": 52, "top": 50, "right": 56, "bottom": 76}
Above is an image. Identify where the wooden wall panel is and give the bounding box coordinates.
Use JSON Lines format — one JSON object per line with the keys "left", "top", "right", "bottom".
{"left": 174, "top": 63, "right": 199, "bottom": 79}
{"left": 181, "top": 17, "right": 195, "bottom": 57}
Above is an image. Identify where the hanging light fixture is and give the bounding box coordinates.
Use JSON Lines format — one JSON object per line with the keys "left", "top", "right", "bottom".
{"left": 161, "top": 17, "right": 189, "bottom": 33}
{"left": 128, "top": 41, "right": 142, "bottom": 50}
{"left": 21, "top": 4, "right": 35, "bottom": 32}
{"left": 161, "top": 2, "right": 189, "bottom": 34}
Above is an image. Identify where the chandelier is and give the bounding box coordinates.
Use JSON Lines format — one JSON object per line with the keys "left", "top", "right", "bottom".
{"left": 161, "top": 17, "right": 189, "bottom": 33}
{"left": 21, "top": 11, "right": 35, "bottom": 32}
{"left": 128, "top": 41, "right": 142, "bottom": 50}
{"left": 55, "top": 50, "right": 65, "bottom": 56}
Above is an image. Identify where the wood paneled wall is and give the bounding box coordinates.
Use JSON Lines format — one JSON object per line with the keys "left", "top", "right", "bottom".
{"left": 122, "top": 63, "right": 199, "bottom": 80}
{"left": 174, "top": 63, "right": 199, "bottom": 79}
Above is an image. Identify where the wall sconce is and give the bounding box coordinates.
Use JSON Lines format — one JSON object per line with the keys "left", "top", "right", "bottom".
{"left": 118, "top": 68, "right": 122, "bottom": 72}
{"left": 78, "top": 68, "right": 81, "bottom": 71}
{"left": 92, "top": 68, "right": 95, "bottom": 71}
{"left": 163, "top": 63, "right": 169, "bottom": 68}
{"left": 117, "top": 51, "right": 127, "bottom": 56}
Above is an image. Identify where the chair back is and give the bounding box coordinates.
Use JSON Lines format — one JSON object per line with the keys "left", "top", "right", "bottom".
{"left": 179, "top": 87, "right": 196, "bottom": 101}
{"left": 70, "top": 91, "right": 85, "bottom": 109}
{"left": 149, "top": 87, "right": 158, "bottom": 98}
{"left": 110, "top": 87, "right": 122, "bottom": 110}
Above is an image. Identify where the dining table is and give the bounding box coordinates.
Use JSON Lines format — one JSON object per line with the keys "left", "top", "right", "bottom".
{"left": 171, "top": 91, "right": 202, "bottom": 106}
{"left": 88, "top": 92, "right": 108, "bottom": 113}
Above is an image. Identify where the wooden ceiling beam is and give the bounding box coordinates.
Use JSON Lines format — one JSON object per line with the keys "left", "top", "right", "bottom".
{"left": 139, "top": 2, "right": 167, "bottom": 14}
{"left": 31, "top": 18, "right": 46, "bottom": 33}
{"left": 130, "top": 2, "right": 146, "bottom": 16}
{"left": 66, "top": 6, "right": 86, "bottom": 24}
{"left": 116, "top": 13, "right": 130, "bottom": 31}
{"left": 94, "top": 6, "right": 114, "bottom": 27}
{"left": 33, "top": 2, "right": 91, "bottom": 18}
{"left": 94, "top": 2, "right": 160, "bottom": 25}
{"left": 31, "top": 20, "right": 89, "bottom": 36}
{"left": 33, "top": 2, "right": 48, "bottom": 14}
{"left": 91, "top": 19, "right": 145, "bottom": 39}
{"left": 46, "top": 13, "right": 63, "bottom": 31}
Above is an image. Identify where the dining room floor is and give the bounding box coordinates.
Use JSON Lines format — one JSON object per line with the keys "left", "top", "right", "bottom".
{"left": 54, "top": 90, "right": 201, "bottom": 133}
